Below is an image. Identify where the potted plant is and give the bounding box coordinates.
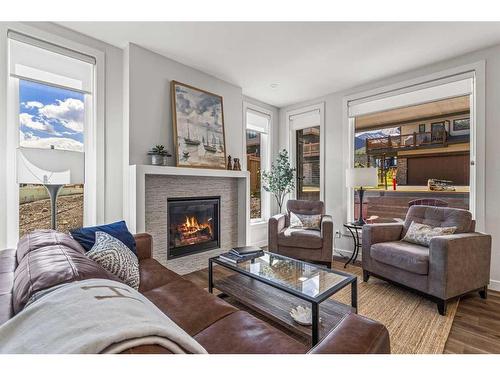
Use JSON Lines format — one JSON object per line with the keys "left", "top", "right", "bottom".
{"left": 148, "top": 145, "right": 172, "bottom": 166}
{"left": 262, "top": 149, "right": 296, "bottom": 213}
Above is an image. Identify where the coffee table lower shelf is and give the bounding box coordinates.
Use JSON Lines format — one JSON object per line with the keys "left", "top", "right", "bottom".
{"left": 213, "top": 273, "right": 354, "bottom": 346}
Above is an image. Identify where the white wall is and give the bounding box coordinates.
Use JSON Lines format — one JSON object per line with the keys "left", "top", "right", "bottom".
{"left": 279, "top": 43, "right": 500, "bottom": 291}
{"left": 126, "top": 43, "right": 244, "bottom": 166}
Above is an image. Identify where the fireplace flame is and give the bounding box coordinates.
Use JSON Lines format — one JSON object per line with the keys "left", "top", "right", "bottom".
{"left": 179, "top": 215, "right": 212, "bottom": 237}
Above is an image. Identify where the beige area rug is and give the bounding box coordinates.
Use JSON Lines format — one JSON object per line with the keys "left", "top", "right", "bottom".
{"left": 331, "top": 261, "right": 458, "bottom": 354}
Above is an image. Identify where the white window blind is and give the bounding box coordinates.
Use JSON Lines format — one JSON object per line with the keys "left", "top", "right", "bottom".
{"left": 289, "top": 109, "right": 320, "bottom": 130}
{"left": 348, "top": 74, "right": 474, "bottom": 117}
{"left": 8, "top": 31, "right": 95, "bottom": 94}
{"left": 247, "top": 109, "right": 270, "bottom": 134}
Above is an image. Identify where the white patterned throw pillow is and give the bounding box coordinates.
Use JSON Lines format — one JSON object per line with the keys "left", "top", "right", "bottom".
{"left": 289, "top": 212, "right": 322, "bottom": 230}
{"left": 86, "top": 231, "right": 140, "bottom": 290}
{"left": 402, "top": 221, "right": 457, "bottom": 247}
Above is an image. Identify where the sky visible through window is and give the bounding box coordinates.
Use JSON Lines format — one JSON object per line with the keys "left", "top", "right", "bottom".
{"left": 19, "top": 80, "right": 84, "bottom": 152}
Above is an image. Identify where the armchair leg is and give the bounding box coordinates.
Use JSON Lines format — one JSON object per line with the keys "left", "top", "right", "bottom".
{"left": 437, "top": 300, "right": 447, "bottom": 316}
{"left": 362, "top": 270, "right": 370, "bottom": 282}
{"left": 479, "top": 286, "right": 488, "bottom": 299}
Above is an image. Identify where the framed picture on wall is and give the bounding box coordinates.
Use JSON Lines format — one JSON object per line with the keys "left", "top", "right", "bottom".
{"left": 453, "top": 118, "right": 470, "bottom": 131}
{"left": 171, "top": 81, "right": 227, "bottom": 169}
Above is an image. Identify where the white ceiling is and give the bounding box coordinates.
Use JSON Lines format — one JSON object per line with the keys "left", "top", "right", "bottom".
{"left": 58, "top": 22, "right": 500, "bottom": 107}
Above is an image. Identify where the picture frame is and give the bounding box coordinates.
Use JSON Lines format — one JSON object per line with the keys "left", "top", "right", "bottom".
{"left": 453, "top": 118, "right": 470, "bottom": 131}
{"left": 171, "top": 81, "right": 227, "bottom": 169}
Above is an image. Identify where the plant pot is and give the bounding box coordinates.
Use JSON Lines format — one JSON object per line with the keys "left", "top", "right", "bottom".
{"left": 151, "top": 154, "right": 163, "bottom": 166}
{"left": 162, "top": 155, "right": 169, "bottom": 165}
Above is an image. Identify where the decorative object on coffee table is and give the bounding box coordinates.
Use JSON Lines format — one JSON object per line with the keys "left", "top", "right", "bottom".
{"left": 262, "top": 149, "right": 296, "bottom": 213}
{"left": 343, "top": 222, "right": 363, "bottom": 268}
{"left": 171, "top": 81, "right": 227, "bottom": 169}
{"left": 345, "top": 167, "right": 378, "bottom": 225}
{"left": 290, "top": 306, "right": 314, "bottom": 326}
{"left": 209, "top": 251, "right": 357, "bottom": 346}
{"left": 148, "top": 145, "right": 172, "bottom": 166}
{"left": 17, "top": 146, "right": 84, "bottom": 230}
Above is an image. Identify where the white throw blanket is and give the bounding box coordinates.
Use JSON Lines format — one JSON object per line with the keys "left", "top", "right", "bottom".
{"left": 0, "top": 279, "right": 208, "bottom": 354}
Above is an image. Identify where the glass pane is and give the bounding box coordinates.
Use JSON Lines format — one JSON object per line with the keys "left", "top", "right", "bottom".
{"left": 296, "top": 126, "right": 320, "bottom": 201}
{"left": 219, "top": 252, "right": 351, "bottom": 298}
{"left": 18, "top": 80, "right": 85, "bottom": 235}
{"left": 246, "top": 130, "right": 261, "bottom": 219}
{"left": 353, "top": 96, "right": 470, "bottom": 223}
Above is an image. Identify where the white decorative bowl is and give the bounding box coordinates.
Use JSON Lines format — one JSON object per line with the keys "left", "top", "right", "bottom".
{"left": 290, "top": 305, "right": 314, "bottom": 326}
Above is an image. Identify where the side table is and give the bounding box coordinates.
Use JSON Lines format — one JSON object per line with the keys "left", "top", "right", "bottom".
{"left": 343, "top": 222, "right": 363, "bottom": 268}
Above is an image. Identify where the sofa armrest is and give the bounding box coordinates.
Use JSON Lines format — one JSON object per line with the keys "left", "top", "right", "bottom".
{"left": 308, "top": 314, "right": 390, "bottom": 354}
{"left": 428, "top": 232, "right": 491, "bottom": 298}
{"left": 268, "top": 214, "right": 286, "bottom": 251}
{"left": 321, "top": 215, "right": 333, "bottom": 260}
{"left": 134, "top": 233, "right": 153, "bottom": 261}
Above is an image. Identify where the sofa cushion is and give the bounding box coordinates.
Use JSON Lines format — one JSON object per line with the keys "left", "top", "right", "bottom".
{"left": 87, "top": 231, "right": 140, "bottom": 290}
{"left": 371, "top": 241, "right": 430, "bottom": 275}
{"left": 12, "top": 230, "right": 121, "bottom": 313}
{"left": 138, "top": 258, "right": 181, "bottom": 292}
{"left": 278, "top": 228, "right": 323, "bottom": 249}
{"left": 403, "top": 206, "right": 472, "bottom": 236}
{"left": 70, "top": 220, "right": 137, "bottom": 255}
{"left": 143, "top": 279, "right": 238, "bottom": 336}
{"left": 194, "top": 311, "right": 306, "bottom": 354}
{"left": 0, "top": 249, "right": 16, "bottom": 325}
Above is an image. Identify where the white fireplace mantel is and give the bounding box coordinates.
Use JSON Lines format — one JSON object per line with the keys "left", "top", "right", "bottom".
{"left": 126, "top": 165, "right": 250, "bottom": 246}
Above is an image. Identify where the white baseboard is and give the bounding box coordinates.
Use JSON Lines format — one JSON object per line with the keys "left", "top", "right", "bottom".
{"left": 489, "top": 279, "right": 500, "bottom": 292}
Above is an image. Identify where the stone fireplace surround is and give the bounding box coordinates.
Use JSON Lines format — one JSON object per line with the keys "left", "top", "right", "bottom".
{"left": 127, "top": 165, "right": 249, "bottom": 272}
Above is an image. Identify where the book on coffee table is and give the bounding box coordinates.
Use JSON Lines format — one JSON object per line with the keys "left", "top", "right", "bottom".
{"left": 219, "top": 250, "right": 264, "bottom": 264}
{"left": 229, "top": 246, "right": 263, "bottom": 256}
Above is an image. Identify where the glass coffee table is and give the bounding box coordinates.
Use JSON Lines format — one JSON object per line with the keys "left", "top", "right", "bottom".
{"left": 208, "top": 251, "right": 357, "bottom": 346}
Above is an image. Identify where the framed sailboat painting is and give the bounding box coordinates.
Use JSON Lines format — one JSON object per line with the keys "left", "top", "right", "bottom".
{"left": 171, "top": 81, "right": 227, "bottom": 169}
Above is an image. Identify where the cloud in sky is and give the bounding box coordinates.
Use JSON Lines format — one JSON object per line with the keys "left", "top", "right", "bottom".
{"left": 19, "top": 113, "right": 59, "bottom": 135}
{"left": 22, "top": 101, "right": 44, "bottom": 109}
{"left": 39, "top": 98, "right": 84, "bottom": 133}
{"left": 20, "top": 131, "right": 83, "bottom": 152}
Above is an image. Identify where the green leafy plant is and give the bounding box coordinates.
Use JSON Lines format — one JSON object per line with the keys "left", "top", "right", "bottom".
{"left": 262, "top": 149, "right": 296, "bottom": 213}
{"left": 148, "top": 145, "right": 171, "bottom": 156}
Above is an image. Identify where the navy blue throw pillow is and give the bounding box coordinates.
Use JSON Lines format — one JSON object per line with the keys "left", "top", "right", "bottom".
{"left": 70, "top": 221, "right": 137, "bottom": 255}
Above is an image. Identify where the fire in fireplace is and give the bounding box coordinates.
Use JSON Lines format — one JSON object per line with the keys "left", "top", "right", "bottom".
{"left": 167, "top": 196, "right": 220, "bottom": 259}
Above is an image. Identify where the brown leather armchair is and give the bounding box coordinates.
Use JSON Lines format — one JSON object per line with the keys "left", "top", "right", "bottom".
{"left": 362, "top": 205, "right": 491, "bottom": 315}
{"left": 268, "top": 200, "right": 333, "bottom": 267}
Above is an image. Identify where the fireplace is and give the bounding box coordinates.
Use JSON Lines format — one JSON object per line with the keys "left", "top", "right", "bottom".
{"left": 167, "top": 196, "right": 220, "bottom": 259}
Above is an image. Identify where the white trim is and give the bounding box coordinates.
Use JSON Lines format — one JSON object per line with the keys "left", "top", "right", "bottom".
{"left": 285, "top": 102, "right": 325, "bottom": 203}
{"left": 1, "top": 23, "right": 105, "bottom": 247}
{"left": 489, "top": 279, "right": 500, "bottom": 292}
{"left": 342, "top": 62, "right": 486, "bottom": 232}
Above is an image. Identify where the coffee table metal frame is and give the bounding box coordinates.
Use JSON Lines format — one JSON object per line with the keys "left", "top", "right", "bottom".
{"left": 208, "top": 251, "right": 357, "bottom": 346}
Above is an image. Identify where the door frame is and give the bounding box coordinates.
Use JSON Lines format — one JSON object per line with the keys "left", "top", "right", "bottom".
{"left": 342, "top": 61, "right": 485, "bottom": 231}
{"left": 285, "top": 102, "right": 325, "bottom": 203}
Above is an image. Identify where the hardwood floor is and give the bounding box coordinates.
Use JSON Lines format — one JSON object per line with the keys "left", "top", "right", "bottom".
{"left": 184, "top": 260, "right": 500, "bottom": 354}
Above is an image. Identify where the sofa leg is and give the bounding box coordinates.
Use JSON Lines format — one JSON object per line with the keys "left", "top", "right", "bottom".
{"left": 362, "top": 270, "right": 370, "bottom": 282}
{"left": 479, "top": 286, "right": 488, "bottom": 299}
{"left": 437, "top": 300, "right": 447, "bottom": 315}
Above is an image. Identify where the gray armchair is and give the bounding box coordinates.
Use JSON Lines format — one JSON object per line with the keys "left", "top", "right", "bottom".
{"left": 362, "top": 205, "right": 491, "bottom": 315}
{"left": 268, "top": 200, "right": 333, "bottom": 267}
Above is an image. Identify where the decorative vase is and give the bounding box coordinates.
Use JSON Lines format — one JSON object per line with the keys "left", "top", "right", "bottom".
{"left": 162, "top": 155, "right": 169, "bottom": 166}
{"left": 151, "top": 154, "right": 162, "bottom": 166}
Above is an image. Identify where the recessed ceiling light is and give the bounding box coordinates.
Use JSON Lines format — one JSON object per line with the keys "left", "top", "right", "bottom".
{"left": 270, "top": 83, "right": 279, "bottom": 89}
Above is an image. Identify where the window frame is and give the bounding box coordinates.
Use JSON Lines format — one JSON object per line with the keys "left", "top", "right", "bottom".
{"left": 2, "top": 24, "right": 105, "bottom": 247}
{"left": 243, "top": 102, "right": 272, "bottom": 224}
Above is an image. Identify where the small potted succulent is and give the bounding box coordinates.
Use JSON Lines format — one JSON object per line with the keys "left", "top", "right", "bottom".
{"left": 148, "top": 145, "right": 172, "bottom": 166}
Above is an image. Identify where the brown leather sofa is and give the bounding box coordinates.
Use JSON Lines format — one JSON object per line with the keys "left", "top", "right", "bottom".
{"left": 0, "top": 230, "right": 390, "bottom": 354}
{"left": 362, "top": 206, "right": 491, "bottom": 315}
{"left": 268, "top": 200, "right": 333, "bottom": 267}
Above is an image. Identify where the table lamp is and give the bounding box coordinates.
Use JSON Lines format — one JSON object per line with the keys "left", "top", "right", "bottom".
{"left": 346, "top": 167, "right": 378, "bottom": 226}
{"left": 17, "top": 146, "right": 85, "bottom": 230}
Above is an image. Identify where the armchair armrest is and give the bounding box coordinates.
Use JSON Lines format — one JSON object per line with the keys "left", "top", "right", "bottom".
{"left": 268, "top": 213, "right": 286, "bottom": 251}
{"left": 428, "top": 232, "right": 492, "bottom": 299}
{"left": 321, "top": 214, "right": 333, "bottom": 236}
{"left": 308, "top": 314, "right": 390, "bottom": 354}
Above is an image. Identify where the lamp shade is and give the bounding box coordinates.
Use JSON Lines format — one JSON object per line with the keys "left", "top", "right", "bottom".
{"left": 346, "top": 167, "right": 378, "bottom": 188}
{"left": 17, "top": 147, "right": 85, "bottom": 185}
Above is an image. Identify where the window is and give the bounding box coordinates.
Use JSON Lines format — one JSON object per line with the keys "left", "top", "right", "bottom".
{"left": 245, "top": 107, "right": 270, "bottom": 221}
{"left": 7, "top": 31, "right": 95, "bottom": 239}
{"left": 352, "top": 95, "right": 471, "bottom": 223}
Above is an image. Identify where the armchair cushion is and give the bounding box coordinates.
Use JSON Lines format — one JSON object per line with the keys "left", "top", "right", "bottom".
{"left": 289, "top": 212, "right": 322, "bottom": 230}
{"left": 371, "top": 241, "right": 430, "bottom": 275}
{"left": 277, "top": 228, "right": 323, "bottom": 249}
{"left": 403, "top": 206, "right": 472, "bottom": 237}
{"left": 402, "top": 221, "right": 456, "bottom": 246}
